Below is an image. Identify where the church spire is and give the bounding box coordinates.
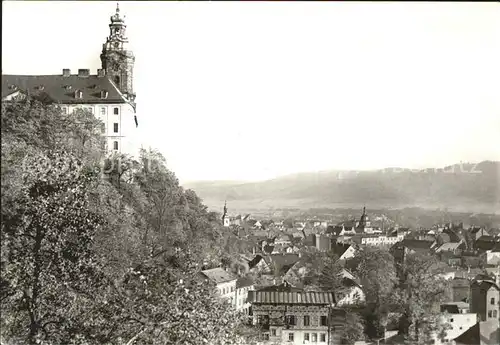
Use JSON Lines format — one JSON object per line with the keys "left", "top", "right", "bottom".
{"left": 222, "top": 201, "right": 229, "bottom": 227}
{"left": 359, "top": 206, "right": 367, "bottom": 228}
{"left": 223, "top": 200, "right": 228, "bottom": 218}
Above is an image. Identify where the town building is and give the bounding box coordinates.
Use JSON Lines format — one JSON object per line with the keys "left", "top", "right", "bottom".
{"left": 330, "top": 242, "right": 357, "bottom": 261}
{"left": 432, "top": 310, "right": 478, "bottom": 345}
{"left": 200, "top": 267, "right": 238, "bottom": 308}
{"left": 335, "top": 270, "right": 366, "bottom": 307}
{"left": 355, "top": 233, "right": 405, "bottom": 247}
{"left": 247, "top": 283, "right": 340, "bottom": 344}
{"left": 469, "top": 279, "right": 500, "bottom": 345}
{"left": 470, "top": 279, "right": 500, "bottom": 322}
{"left": 235, "top": 277, "right": 254, "bottom": 315}
{"left": 2, "top": 4, "right": 139, "bottom": 156}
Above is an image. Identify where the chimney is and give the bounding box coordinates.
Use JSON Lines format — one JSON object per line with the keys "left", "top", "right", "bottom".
{"left": 78, "top": 69, "right": 90, "bottom": 78}
{"left": 97, "top": 69, "right": 106, "bottom": 77}
{"left": 63, "top": 69, "right": 71, "bottom": 77}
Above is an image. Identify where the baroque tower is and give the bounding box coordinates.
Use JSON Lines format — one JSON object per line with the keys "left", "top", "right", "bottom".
{"left": 100, "top": 3, "right": 136, "bottom": 105}
{"left": 222, "top": 201, "right": 230, "bottom": 227}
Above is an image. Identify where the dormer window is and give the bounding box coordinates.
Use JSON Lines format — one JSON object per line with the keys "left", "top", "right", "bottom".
{"left": 65, "top": 85, "right": 72, "bottom": 90}
{"left": 36, "top": 85, "right": 45, "bottom": 91}
{"left": 9, "top": 85, "right": 17, "bottom": 90}
{"left": 100, "top": 90, "right": 109, "bottom": 99}
{"left": 75, "top": 90, "right": 83, "bottom": 99}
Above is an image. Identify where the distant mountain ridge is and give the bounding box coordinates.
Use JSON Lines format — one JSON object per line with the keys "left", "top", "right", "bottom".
{"left": 183, "top": 161, "right": 500, "bottom": 214}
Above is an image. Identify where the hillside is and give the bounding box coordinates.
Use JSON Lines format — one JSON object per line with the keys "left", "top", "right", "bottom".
{"left": 183, "top": 161, "right": 500, "bottom": 214}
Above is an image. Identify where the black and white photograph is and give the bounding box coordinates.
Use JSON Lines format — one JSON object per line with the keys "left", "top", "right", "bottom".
{"left": 1, "top": 1, "right": 499, "bottom": 345}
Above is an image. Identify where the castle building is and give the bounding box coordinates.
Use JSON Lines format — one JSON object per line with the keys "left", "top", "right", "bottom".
{"left": 1, "top": 4, "right": 138, "bottom": 156}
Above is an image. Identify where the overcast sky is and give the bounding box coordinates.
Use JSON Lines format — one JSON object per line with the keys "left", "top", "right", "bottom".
{"left": 3, "top": 1, "right": 499, "bottom": 183}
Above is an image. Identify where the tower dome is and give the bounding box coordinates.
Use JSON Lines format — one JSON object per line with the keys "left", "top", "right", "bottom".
{"left": 110, "top": 3, "right": 124, "bottom": 23}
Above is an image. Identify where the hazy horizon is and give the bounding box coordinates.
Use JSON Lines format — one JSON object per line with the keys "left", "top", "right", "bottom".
{"left": 3, "top": 2, "right": 499, "bottom": 183}
{"left": 182, "top": 159, "right": 499, "bottom": 184}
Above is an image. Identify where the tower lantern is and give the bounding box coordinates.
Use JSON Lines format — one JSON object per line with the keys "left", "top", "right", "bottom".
{"left": 100, "top": 3, "right": 135, "bottom": 102}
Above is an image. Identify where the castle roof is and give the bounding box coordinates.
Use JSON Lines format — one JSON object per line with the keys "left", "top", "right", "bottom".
{"left": 2, "top": 74, "right": 128, "bottom": 104}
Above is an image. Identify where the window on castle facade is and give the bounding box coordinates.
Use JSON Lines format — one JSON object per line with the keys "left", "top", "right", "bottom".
{"left": 304, "top": 333, "right": 310, "bottom": 341}
{"left": 493, "top": 310, "right": 497, "bottom": 318}
{"left": 311, "top": 333, "right": 317, "bottom": 342}
{"left": 288, "top": 333, "right": 294, "bottom": 342}
{"left": 320, "top": 333, "right": 326, "bottom": 342}
{"left": 491, "top": 298, "right": 495, "bottom": 305}
{"left": 101, "top": 107, "right": 106, "bottom": 115}
{"left": 113, "top": 141, "right": 118, "bottom": 151}
{"left": 114, "top": 123, "right": 119, "bottom": 133}
{"left": 114, "top": 107, "right": 119, "bottom": 115}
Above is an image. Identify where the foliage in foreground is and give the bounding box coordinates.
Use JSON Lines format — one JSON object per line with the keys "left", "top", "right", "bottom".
{"left": 1, "top": 100, "right": 252, "bottom": 344}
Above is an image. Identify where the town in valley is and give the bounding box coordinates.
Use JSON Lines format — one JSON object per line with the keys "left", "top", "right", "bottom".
{"left": 1, "top": 2, "right": 499, "bottom": 345}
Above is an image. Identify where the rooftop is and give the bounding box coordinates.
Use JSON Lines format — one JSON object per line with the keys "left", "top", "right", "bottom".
{"left": 2, "top": 73, "right": 128, "bottom": 104}
{"left": 453, "top": 322, "right": 480, "bottom": 345}
{"left": 201, "top": 267, "right": 237, "bottom": 284}
{"left": 236, "top": 276, "right": 254, "bottom": 289}
{"left": 247, "top": 290, "right": 335, "bottom": 305}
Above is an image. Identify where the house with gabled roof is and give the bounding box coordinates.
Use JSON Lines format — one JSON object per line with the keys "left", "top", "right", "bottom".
{"left": 435, "top": 241, "right": 466, "bottom": 255}
{"left": 331, "top": 242, "right": 357, "bottom": 261}
{"left": 200, "top": 267, "right": 238, "bottom": 308}
{"left": 470, "top": 227, "right": 490, "bottom": 241}
{"left": 470, "top": 279, "right": 500, "bottom": 322}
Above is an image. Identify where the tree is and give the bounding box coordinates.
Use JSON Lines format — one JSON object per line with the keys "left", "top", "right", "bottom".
{"left": 393, "top": 252, "right": 451, "bottom": 344}
{"left": 317, "top": 252, "right": 346, "bottom": 293}
{"left": 1, "top": 149, "right": 106, "bottom": 344}
{"left": 339, "top": 309, "right": 365, "bottom": 345}
{"left": 90, "top": 250, "right": 255, "bottom": 345}
{"left": 1, "top": 99, "right": 254, "bottom": 344}
{"left": 347, "top": 247, "right": 398, "bottom": 338}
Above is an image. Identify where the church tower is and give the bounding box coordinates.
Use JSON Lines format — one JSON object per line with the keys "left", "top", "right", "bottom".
{"left": 222, "top": 201, "right": 230, "bottom": 227}
{"left": 100, "top": 3, "right": 136, "bottom": 104}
